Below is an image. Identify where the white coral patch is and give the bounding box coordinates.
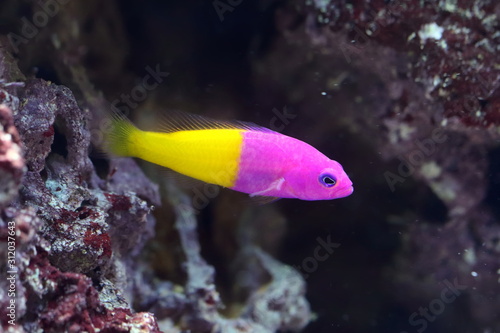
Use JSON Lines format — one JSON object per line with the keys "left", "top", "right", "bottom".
{"left": 418, "top": 23, "right": 444, "bottom": 43}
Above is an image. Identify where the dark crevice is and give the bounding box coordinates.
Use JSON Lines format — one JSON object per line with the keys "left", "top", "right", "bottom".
{"left": 90, "top": 156, "right": 110, "bottom": 180}
{"left": 49, "top": 119, "right": 68, "bottom": 159}
{"left": 33, "top": 63, "right": 61, "bottom": 85}
{"left": 40, "top": 168, "right": 48, "bottom": 182}
{"left": 485, "top": 146, "right": 500, "bottom": 221}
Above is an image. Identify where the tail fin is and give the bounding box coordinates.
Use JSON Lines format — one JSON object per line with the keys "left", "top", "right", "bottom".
{"left": 99, "top": 110, "right": 140, "bottom": 157}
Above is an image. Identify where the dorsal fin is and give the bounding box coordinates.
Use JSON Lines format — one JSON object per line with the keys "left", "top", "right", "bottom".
{"left": 148, "top": 109, "right": 277, "bottom": 134}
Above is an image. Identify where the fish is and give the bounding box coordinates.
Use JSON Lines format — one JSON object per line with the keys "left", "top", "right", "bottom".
{"left": 102, "top": 111, "right": 353, "bottom": 201}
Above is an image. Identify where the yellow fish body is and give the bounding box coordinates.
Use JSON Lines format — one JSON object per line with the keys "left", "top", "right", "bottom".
{"left": 127, "top": 127, "right": 242, "bottom": 187}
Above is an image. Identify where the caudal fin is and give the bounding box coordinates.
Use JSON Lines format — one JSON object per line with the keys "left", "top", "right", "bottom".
{"left": 94, "top": 109, "right": 140, "bottom": 157}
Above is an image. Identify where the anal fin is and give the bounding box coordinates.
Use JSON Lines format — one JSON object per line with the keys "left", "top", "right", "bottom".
{"left": 249, "top": 195, "right": 281, "bottom": 205}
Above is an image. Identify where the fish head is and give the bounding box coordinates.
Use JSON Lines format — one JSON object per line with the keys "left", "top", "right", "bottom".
{"left": 284, "top": 159, "right": 353, "bottom": 201}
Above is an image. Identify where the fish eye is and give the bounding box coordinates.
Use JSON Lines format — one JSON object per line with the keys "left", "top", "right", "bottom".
{"left": 319, "top": 174, "right": 337, "bottom": 187}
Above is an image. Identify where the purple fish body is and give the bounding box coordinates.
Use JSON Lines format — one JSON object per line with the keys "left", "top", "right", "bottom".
{"left": 232, "top": 130, "right": 353, "bottom": 201}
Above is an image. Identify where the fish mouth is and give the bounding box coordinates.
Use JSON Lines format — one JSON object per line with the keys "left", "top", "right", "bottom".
{"left": 335, "top": 185, "right": 354, "bottom": 198}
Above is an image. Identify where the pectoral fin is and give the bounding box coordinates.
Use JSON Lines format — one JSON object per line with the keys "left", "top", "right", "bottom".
{"left": 249, "top": 177, "right": 285, "bottom": 197}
